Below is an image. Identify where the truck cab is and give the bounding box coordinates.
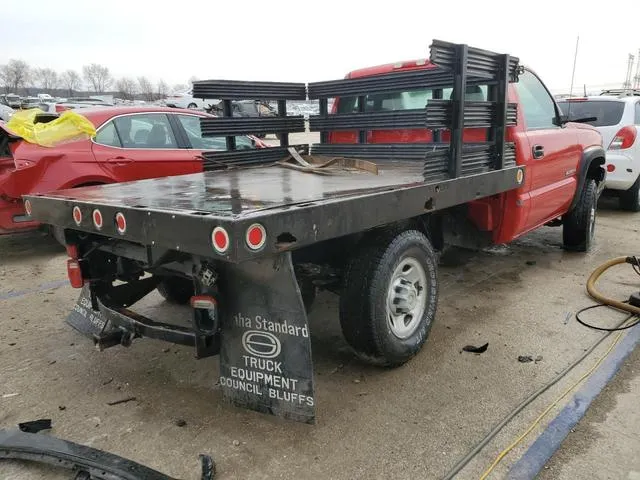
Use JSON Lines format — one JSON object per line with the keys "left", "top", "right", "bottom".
{"left": 330, "top": 60, "right": 604, "bottom": 250}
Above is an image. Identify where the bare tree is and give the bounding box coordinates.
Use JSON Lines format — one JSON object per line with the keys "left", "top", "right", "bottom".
{"left": 137, "top": 76, "right": 154, "bottom": 102}
{"left": 83, "top": 64, "right": 112, "bottom": 92}
{"left": 172, "top": 83, "right": 188, "bottom": 93}
{"left": 188, "top": 75, "right": 199, "bottom": 86}
{"left": 116, "top": 77, "right": 137, "bottom": 101}
{"left": 60, "top": 70, "right": 82, "bottom": 96}
{"left": 33, "top": 68, "right": 59, "bottom": 91}
{"left": 0, "top": 59, "right": 31, "bottom": 92}
{"left": 156, "top": 79, "right": 169, "bottom": 99}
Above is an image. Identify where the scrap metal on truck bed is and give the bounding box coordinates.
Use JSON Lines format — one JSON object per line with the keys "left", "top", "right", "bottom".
{"left": 24, "top": 40, "right": 605, "bottom": 423}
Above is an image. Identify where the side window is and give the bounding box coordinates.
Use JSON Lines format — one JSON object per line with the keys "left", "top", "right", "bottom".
{"left": 113, "top": 114, "right": 178, "bottom": 149}
{"left": 94, "top": 121, "right": 121, "bottom": 147}
{"left": 514, "top": 70, "right": 557, "bottom": 130}
{"left": 176, "top": 114, "right": 255, "bottom": 151}
{"left": 635, "top": 102, "right": 640, "bottom": 125}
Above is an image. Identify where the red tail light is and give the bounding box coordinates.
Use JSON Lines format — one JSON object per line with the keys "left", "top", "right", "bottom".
{"left": 211, "top": 226, "right": 229, "bottom": 253}
{"left": 606, "top": 164, "right": 616, "bottom": 173}
{"left": 609, "top": 126, "right": 637, "bottom": 150}
{"left": 66, "top": 244, "right": 79, "bottom": 259}
{"left": 72, "top": 206, "right": 82, "bottom": 225}
{"left": 92, "top": 209, "right": 103, "bottom": 230}
{"left": 190, "top": 295, "right": 217, "bottom": 309}
{"left": 246, "top": 223, "right": 266, "bottom": 250}
{"left": 67, "top": 259, "right": 84, "bottom": 288}
{"left": 115, "top": 212, "right": 126, "bottom": 234}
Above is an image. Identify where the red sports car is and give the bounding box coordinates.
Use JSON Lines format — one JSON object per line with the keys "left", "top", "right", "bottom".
{"left": 0, "top": 106, "right": 266, "bottom": 234}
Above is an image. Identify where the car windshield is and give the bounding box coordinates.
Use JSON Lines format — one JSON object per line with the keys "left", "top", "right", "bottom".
{"left": 557, "top": 100, "right": 625, "bottom": 127}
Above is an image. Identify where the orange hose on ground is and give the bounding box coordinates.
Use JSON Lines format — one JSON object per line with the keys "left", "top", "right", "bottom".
{"left": 586, "top": 256, "right": 640, "bottom": 315}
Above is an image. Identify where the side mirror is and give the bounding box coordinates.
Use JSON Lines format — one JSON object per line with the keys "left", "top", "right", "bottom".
{"left": 554, "top": 114, "right": 568, "bottom": 126}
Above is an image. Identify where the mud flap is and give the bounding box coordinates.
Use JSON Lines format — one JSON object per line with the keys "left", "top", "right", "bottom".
{"left": 65, "top": 285, "right": 114, "bottom": 337}
{"left": 219, "top": 252, "right": 315, "bottom": 424}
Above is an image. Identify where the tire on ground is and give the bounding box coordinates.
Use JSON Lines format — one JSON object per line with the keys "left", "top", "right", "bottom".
{"left": 619, "top": 176, "right": 640, "bottom": 212}
{"left": 339, "top": 229, "right": 438, "bottom": 367}
{"left": 157, "top": 276, "right": 195, "bottom": 305}
{"left": 563, "top": 179, "right": 598, "bottom": 252}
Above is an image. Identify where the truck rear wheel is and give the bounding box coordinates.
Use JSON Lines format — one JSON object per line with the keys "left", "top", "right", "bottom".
{"left": 339, "top": 229, "right": 438, "bottom": 367}
{"left": 563, "top": 179, "right": 598, "bottom": 252}
{"left": 619, "top": 176, "right": 640, "bottom": 212}
{"left": 157, "top": 276, "right": 194, "bottom": 305}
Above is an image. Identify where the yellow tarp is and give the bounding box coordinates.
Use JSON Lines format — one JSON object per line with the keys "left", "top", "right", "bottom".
{"left": 5, "top": 109, "right": 96, "bottom": 147}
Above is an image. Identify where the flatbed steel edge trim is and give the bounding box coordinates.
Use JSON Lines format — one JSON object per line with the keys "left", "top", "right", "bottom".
{"left": 25, "top": 166, "right": 524, "bottom": 263}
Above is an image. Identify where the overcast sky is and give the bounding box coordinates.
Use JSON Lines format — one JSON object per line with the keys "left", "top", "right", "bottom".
{"left": 2, "top": 0, "right": 639, "bottom": 93}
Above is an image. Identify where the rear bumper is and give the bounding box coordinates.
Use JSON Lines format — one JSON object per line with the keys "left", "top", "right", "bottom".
{"left": 0, "top": 198, "right": 40, "bottom": 234}
{"left": 604, "top": 151, "right": 639, "bottom": 191}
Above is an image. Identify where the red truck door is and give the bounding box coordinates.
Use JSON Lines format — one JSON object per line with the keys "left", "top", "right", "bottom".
{"left": 512, "top": 70, "right": 581, "bottom": 229}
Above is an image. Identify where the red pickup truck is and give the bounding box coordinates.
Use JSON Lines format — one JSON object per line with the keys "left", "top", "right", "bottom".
{"left": 24, "top": 40, "right": 605, "bottom": 423}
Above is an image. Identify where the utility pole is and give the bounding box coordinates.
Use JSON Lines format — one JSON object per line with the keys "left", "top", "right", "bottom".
{"left": 623, "top": 53, "right": 634, "bottom": 91}
{"left": 633, "top": 49, "right": 640, "bottom": 89}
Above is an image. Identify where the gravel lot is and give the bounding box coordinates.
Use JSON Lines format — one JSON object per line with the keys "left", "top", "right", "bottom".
{"left": 1, "top": 141, "right": 638, "bottom": 479}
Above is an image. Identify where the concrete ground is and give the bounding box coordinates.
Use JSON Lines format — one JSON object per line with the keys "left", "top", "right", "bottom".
{"left": 1, "top": 136, "right": 639, "bottom": 479}
{"left": 539, "top": 345, "right": 640, "bottom": 480}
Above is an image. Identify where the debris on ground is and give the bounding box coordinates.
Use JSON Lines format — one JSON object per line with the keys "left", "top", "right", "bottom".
{"left": 199, "top": 454, "right": 216, "bottom": 480}
{"left": 18, "top": 419, "right": 52, "bottom": 433}
{"left": 102, "top": 378, "right": 114, "bottom": 385}
{"left": 2, "top": 393, "right": 19, "bottom": 399}
{"left": 518, "top": 355, "right": 534, "bottom": 363}
{"left": 535, "top": 355, "right": 543, "bottom": 363}
{"left": 353, "top": 379, "right": 361, "bottom": 384}
{"left": 174, "top": 419, "right": 187, "bottom": 427}
{"left": 525, "top": 260, "right": 537, "bottom": 266}
{"left": 462, "top": 343, "right": 489, "bottom": 354}
{"left": 329, "top": 364, "right": 344, "bottom": 374}
{"left": 58, "top": 405, "right": 66, "bottom": 411}
{"left": 232, "top": 440, "right": 240, "bottom": 447}
{"left": 107, "top": 396, "right": 136, "bottom": 406}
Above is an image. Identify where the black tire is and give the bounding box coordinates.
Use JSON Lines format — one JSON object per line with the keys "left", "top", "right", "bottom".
{"left": 563, "top": 179, "right": 598, "bottom": 252}
{"left": 619, "top": 176, "right": 640, "bottom": 212}
{"left": 157, "top": 276, "right": 194, "bottom": 305}
{"left": 339, "top": 229, "right": 438, "bottom": 367}
{"left": 187, "top": 103, "right": 198, "bottom": 109}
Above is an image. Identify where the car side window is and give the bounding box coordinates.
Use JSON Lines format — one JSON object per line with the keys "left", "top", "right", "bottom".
{"left": 635, "top": 102, "right": 640, "bottom": 125}
{"left": 514, "top": 70, "right": 558, "bottom": 130}
{"left": 176, "top": 115, "right": 255, "bottom": 150}
{"left": 113, "top": 114, "right": 178, "bottom": 149}
{"left": 94, "top": 121, "right": 121, "bottom": 147}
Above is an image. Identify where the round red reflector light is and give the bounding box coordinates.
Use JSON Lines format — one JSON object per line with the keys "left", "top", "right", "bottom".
{"left": 115, "top": 212, "right": 126, "bottom": 234}
{"left": 72, "top": 206, "right": 82, "bottom": 225}
{"left": 606, "top": 164, "right": 615, "bottom": 173}
{"left": 24, "top": 199, "right": 32, "bottom": 216}
{"left": 92, "top": 209, "right": 103, "bottom": 230}
{"left": 246, "top": 223, "right": 266, "bottom": 250}
{"left": 211, "top": 226, "right": 229, "bottom": 253}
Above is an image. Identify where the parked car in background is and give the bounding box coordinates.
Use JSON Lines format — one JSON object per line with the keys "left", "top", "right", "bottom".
{"left": 164, "top": 89, "right": 218, "bottom": 110}
{"left": 558, "top": 94, "right": 640, "bottom": 210}
{"left": 0, "top": 106, "right": 267, "bottom": 234}
{"left": 0, "top": 104, "right": 14, "bottom": 121}
{"left": 5, "top": 94, "right": 22, "bottom": 109}
{"left": 206, "top": 100, "right": 277, "bottom": 138}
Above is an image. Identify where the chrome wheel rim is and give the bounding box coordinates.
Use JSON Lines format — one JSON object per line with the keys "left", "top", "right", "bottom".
{"left": 386, "top": 257, "right": 428, "bottom": 339}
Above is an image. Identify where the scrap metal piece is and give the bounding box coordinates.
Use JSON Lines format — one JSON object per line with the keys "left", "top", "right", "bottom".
{"left": 277, "top": 147, "right": 379, "bottom": 176}
{"left": 18, "top": 419, "right": 52, "bottom": 434}
{"left": 0, "top": 428, "right": 177, "bottom": 480}
{"left": 199, "top": 454, "right": 216, "bottom": 480}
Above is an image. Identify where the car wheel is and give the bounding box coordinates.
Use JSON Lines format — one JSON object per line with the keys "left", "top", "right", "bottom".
{"left": 563, "top": 179, "right": 598, "bottom": 252}
{"left": 619, "top": 176, "right": 640, "bottom": 212}
{"left": 187, "top": 103, "right": 198, "bottom": 109}
{"left": 339, "top": 229, "right": 438, "bottom": 367}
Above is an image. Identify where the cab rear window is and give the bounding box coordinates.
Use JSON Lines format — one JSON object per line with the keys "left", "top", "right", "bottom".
{"left": 336, "top": 85, "right": 488, "bottom": 113}
{"left": 557, "top": 100, "right": 625, "bottom": 127}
